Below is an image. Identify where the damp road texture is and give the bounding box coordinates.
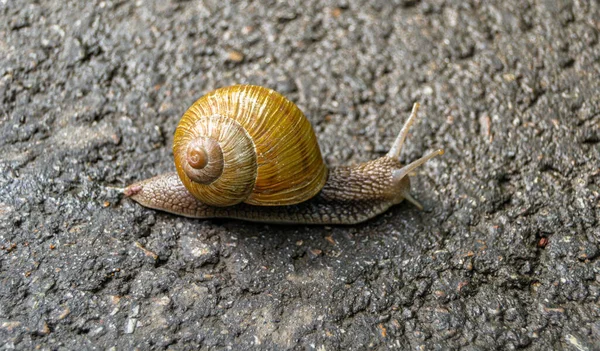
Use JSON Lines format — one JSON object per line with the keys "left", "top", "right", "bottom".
{"left": 1, "top": 1, "right": 599, "bottom": 350}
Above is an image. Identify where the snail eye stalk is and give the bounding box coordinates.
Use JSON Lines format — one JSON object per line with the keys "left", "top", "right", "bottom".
{"left": 391, "top": 149, "right": 445, "bottom": 183}
{"left": 387, "top": 103, "right": 420, "bottom": 160}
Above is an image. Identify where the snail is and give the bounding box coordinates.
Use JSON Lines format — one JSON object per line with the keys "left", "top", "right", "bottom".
{"left": 124, "top": 85, "right": 443, "bottom": 224}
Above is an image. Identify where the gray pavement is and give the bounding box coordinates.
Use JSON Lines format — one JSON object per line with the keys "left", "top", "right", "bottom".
{"left": 1, "top": 1, "right": 599, "bottom": 350}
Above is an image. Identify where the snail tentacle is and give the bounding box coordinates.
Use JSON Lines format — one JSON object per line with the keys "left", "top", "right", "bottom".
{"left": 402, "top": 192, "right": 424, "bottom": 211}
{"left": 387, "top": 103, "right": 420, "bottom": 160}
{"left": 391, "top": 149, "right": 444, "bottom": 183}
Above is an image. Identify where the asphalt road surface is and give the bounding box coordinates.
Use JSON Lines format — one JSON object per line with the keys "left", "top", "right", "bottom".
{"left": 1, "top": 1, "right": 599, "bottom": 350}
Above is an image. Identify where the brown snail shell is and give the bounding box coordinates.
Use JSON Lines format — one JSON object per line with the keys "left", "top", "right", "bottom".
{"left": 173, "top": 85, "right": 328, "bottom": 207}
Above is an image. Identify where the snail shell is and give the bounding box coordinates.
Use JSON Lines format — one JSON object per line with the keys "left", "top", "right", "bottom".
{"left": 173, "top": 85, "right": 328, "bottom": 207}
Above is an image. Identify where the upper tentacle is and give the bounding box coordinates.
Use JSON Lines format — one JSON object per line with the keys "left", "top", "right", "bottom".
{"left": 387, "top": 103, "right": 420, "bottom": 160}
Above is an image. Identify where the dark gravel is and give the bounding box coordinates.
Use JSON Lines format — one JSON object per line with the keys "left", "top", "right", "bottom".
{"left": 1, "top": 0, "right": 599, "bottom": 350}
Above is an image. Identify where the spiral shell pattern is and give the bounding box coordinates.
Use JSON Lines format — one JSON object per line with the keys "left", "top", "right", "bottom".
{"left": 173, "top": 85, "right": 328, "bottom": 207}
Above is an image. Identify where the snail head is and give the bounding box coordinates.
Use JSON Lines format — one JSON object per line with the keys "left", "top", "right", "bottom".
{"left": 386, "top": 103, "right": 444, "bottom": 210}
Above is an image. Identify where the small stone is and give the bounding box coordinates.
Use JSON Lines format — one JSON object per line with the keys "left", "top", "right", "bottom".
{"left": 124, "top": 318, "right": 137, "bottom": 334}
{"left": 226, "top": 50, "right": 244, "bottom": 63}
{"left": 130, "top": 304, "right": 140, "bottom": 318}
{"left": 309, "top": 248, "right": 322, "bottom": 257}
{"left": 181, "top": 236, "right": 218, "bottom": 267}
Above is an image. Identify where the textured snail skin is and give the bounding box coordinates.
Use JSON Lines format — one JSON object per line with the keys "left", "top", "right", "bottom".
{"left": 125, "top": 157, "right": 413, "bottom": 225}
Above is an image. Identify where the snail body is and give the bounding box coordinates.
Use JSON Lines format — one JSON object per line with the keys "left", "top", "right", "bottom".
{"left": 125, "top": 85, "right": 443, "bottom": 225}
